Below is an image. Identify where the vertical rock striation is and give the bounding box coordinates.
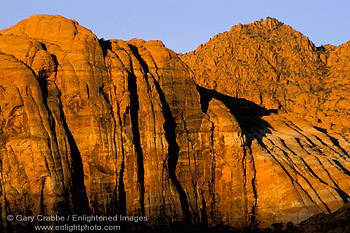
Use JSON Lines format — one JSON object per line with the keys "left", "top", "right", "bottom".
{"left": 0, "top": 15, "right": 350, "bottom": 232}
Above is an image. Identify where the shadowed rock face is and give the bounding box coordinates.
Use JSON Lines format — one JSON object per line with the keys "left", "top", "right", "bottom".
{"left": 297, "top": 202, "right": 350, "bottom": 233}
{"left": 0, "top": 15, "right": 350, "bottom": 232}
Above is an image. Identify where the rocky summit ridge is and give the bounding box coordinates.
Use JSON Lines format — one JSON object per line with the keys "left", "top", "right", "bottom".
{"left": 0, "top": 15, "right": 350, "bottom": 232}
{"left": 181, "top": 17, "right": 350, "bottom": 135}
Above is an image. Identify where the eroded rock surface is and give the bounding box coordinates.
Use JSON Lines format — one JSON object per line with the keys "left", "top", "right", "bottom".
{"left": 0, "top": 15, "right": 350, "bottom": 232}
{"left": 181, "top": 17, "right": 350, "bottom": 135}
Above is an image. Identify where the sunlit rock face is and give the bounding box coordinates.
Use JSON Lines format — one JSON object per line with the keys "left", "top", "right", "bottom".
{"left": 1, "top": 15, "right": 350, "bottom": 232}
{"left": 181, "top": 17, "right": 350, "bottom": 135}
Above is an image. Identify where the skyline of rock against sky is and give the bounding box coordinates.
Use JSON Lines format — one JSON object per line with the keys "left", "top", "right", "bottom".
{"left": 1, "top": 0, "right": 350, "bottom": 53}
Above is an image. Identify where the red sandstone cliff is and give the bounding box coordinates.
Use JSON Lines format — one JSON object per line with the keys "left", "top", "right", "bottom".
{"left": 0, "top": 15, "right": 350, "bottom": 232}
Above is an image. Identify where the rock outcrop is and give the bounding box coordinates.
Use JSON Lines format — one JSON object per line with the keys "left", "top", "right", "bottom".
{"left": 0, "top": 15, "right": 350, "bottom": 232}
{"left": 181, "top": 17, "right": 350, "bottom": 135}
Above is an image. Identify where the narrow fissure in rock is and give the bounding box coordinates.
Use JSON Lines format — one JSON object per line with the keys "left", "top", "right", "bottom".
{"left": 200, "top": 194, "right": 209, "bottom": 230}
{"left": 210, "top": 136, "right": 216, "bottom": 221}
{"left": 58, "top": 98, "right": 91, "bottom": 215}
{"left": 151, "top": 76, "right": 192, "bottom": 225}
{"left": 242, "top": 146, "right": 250, "bottom": 228}
{"left": 116, "top": 102, "right": 127, "bottom": 215}
{"left": 127, "top": 72, "right": 145, "bottom": 216}
{"left": 247, "top": 146, "right": 258, "bottom": 229}
{"left": 118, "top": 154, "right": 126, "bottom": 215}
{"left": 40, "top": 178, "right": 46, "bottom": 215}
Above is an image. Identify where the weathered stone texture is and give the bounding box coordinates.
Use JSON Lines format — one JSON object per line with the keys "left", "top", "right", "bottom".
{"left": 1, "top": 15, "right": 350, "bottom": 232}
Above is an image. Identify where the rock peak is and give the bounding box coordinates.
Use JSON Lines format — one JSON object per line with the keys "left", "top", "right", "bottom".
{"left": 264, "top": 16, "right": 280, "bottom": 24}
{"left": 26, "top": 14, "right": 79, "bottom": 24}
{"left": 261, "top": 16, "right": 282, "bottom": 29}
{"left": 230, "top": 17, "right": 283, "bottom": 32}
{"left": 181, "top": 15, "right": 350, "bottom": 136}
{"left": 1, "top": 14, "right": 94, "bottom": 42}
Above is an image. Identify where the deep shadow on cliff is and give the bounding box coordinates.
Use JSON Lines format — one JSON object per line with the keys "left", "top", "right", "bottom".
{"left": 196, "top": 85, "right": 274, "bottom": 145}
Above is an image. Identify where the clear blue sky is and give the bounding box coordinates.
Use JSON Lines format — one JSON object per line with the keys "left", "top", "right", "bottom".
{"left": 1, "top": 0, "right": 349, "bottom": 53}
